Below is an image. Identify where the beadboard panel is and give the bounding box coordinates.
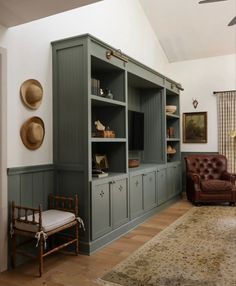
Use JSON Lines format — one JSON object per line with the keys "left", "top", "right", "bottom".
{"left": 8, "top": 165, "right": 54, "bottom": 210}
{"left": 141, "top": 89, "right": 165, "bottom": 164}
{"left": 53, "top": 41, "right": 87, "bottom": 166}
{"left": 55, "top": 168, "right": 89, "bottom": 242}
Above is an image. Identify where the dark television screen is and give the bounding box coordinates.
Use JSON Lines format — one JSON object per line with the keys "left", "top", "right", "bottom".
{"left": 128, "top": 110, "right": 144, "bottom": 151}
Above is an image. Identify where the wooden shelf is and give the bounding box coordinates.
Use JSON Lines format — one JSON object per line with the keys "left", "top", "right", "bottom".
{"left": 91, "top": 94, "right": 126, "bottom": 107}
{"left": 91, "top": 138, "right": 126, "bottom": 143}
{"left": 166, "top": 138, "right": 180, "bottom": 142}
{"left": 166, "top": 113, "right": 179, "bottom": 118}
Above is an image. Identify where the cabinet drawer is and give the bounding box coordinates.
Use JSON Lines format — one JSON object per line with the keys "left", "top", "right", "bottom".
{"left": 91, "top": 183, "right": 112, "bottom": 240}
{"left": 112, "top": 179, "right": 129, "bottom": 228}
{"left": 130, "top": 175, "right": 143, "bottom": 219}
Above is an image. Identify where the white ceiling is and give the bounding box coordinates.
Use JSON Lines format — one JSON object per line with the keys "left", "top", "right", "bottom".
{"left": 0, "top": 0, "right": 102, "bottom": 27}
{"left": 139, "top": 0, "right": 236, "bottom": 62}
{"left": 0, "top": 0, "right": 235, "bottom": 62}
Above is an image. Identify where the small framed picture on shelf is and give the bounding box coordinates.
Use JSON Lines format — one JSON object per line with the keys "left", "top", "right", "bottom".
{"left": 94, "top": 154, "right": 109, "bottom": 171}
{"left": 183, "top": 112, "right": 207, "bottom": 143}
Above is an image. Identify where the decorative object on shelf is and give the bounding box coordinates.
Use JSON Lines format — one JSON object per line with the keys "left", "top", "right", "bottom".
{"left": 94, "top": 154, "right": 109, "bottom": 171}
{"left": 106, "top": 49, "right": 128, "bottom": 63}
{"left": 96, "top": 130, "right": 116, "bottom": 138}
{"left": 183, "top": 112, "right": 207, "bottom": 143}
{"left": 192, "top": 98, "right": 198, "bottom": 109}
{"left": 167, "top": 127, "right": 175, "bottom": 138}
{"left": 20, "top": 116, "right": 45, "bottom": 150}
{"left": 94, "top": 120, "right": 115, "bottom": 138}
{"left": 166, "top": 105, "right": 177, "bottom": 114}
{"left": 99, "top": 88, "right": 104, "bottom": 97}
{"left": 103, "top": 88, "right": 114, "bottom": 99}
{"left": 167, "top": 145, "right": 176, "bottom": 154}
{"left": 20, "top": 79, "right": 43, "bottom": 110}
{"left": 128, "top": 159, "right": 140, "bottom": 168}
{"left": 95, "top": 120, "right": 105, "bottom": 131}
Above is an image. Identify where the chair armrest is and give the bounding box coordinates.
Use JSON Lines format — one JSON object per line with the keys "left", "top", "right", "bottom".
{"left": 187, "top": 172, "right": 201, "bottom": 185}
{"left": 221, "top": 171, "right": 236, "bottom": 184}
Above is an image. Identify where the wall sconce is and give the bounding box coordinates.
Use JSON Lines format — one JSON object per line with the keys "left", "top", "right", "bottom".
{"left": 192, "top": 98, "right": 198, "bottom": 109}
{"left": 229, "top": 130, "right": 236, "bottom": 138}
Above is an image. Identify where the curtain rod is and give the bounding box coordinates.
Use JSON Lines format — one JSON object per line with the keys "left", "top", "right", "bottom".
{"left": 213, "top": 89, "right": 236, "bottom": 94}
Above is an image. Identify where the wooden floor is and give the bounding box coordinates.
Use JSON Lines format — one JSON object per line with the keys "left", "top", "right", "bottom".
{"left": 0, "top": 199, "right": 192, "bottom": 286}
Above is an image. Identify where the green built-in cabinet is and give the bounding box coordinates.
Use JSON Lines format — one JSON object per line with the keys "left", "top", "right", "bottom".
{"left": 52, "top": 34, "right": 182, "bottom": 254}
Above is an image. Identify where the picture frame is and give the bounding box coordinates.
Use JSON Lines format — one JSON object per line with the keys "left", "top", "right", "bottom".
{"left": 183, "top": 112, "right": 207, "bottom": 143}
{"left": 94, "top": 154, "right": 109, "bottom": 171}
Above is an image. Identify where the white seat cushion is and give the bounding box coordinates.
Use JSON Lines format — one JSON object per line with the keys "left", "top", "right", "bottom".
{"left": 15, "top": 209, "right": 76, "bottom": 233}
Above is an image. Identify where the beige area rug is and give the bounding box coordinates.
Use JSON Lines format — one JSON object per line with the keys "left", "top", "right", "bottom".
{"left": 97, "top": 206, "right": 236, "bottom": 286}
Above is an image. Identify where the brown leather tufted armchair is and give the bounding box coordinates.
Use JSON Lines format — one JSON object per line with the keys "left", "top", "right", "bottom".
{"left": 185, "top": 155, "right": 236, "bottom": 205}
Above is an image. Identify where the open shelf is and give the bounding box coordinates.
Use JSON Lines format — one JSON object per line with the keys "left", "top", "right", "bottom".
{"left": 91, "top": 56, "right": 126, "bottom": 103}
{"left": 92, "top": 142, "right": 127, "bottom": 173}
{"left": 91, "top": 103, "right": 126, "bottom": 139}
{"left": 166, "top": 141, "right": 180, "bottom": 162}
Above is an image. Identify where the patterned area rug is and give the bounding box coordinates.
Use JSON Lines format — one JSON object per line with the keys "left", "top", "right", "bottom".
{"left": 97, "top": 206, "right": 236, "bottom": 286}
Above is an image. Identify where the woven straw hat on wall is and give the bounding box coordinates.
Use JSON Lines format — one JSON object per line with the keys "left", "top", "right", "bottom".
{"left": 20, "top": 117, "right": 45, "bottom": 150}
{"left": 20, "top": 79, "right": 43, "bottom": 110}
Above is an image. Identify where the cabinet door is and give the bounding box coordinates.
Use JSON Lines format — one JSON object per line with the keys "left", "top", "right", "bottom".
{"left": 112, "top": 179, "right": 129, "bottom": 228}
{"left": 157, "top": 168, "right": 167, "bottom": 205}
{"left": 130, "top": 175, "right": 143, "bottom": 219}
{"left": 174, "top": 164, "right": 181, "bottom": 195}
{"left": 143, "top": 172, "right": 156, "bottom": 211}
{"left": 91, "top": 183, "right": 112, "bottom": 240}
{"left": 166, "top": 166, "right": 175, "bottom": 199}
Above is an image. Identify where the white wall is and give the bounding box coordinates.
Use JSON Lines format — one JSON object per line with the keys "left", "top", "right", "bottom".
{"left": 0, "top": 0, "right": 168, "bottom": 168}
{"left": 167, "top": 54, "right": 236, "bottom": 152}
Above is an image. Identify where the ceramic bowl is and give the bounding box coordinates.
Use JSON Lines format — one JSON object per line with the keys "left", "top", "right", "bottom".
{"left": 166, "top": 105, "right": 177, "bottom": 114}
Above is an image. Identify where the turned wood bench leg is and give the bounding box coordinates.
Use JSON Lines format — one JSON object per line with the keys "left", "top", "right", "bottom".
{"left": 11, "top": 233, "right": 17, "bottom": 269}
{"left": 75, "top": 223, "right": 79, "bottom": 255}
{"left": 39, "top": 237, "right": 44, "bottom": 277}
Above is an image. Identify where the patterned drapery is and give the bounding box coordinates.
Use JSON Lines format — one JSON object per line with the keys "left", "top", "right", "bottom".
{"left": 217, "top": 91, "right": 236, "bottom": 173}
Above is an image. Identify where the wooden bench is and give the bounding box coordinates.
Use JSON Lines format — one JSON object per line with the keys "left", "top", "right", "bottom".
{"left": 11, "top": 194, "right": 83, "bottom": 276}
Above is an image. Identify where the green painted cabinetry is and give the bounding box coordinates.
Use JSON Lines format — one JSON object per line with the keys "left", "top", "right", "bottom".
{"left": 143, "top": 172, "right": 156, "bottom": 211}
{"left": 157, "top": 168, "right": 167, "bottom": 205}
{"left": 52, "top": 34, "right": 182, "bottom": 254}
{"left": 129, "top": 175, "right": 143, "bottom": 219}
{"left": 112, "top": 178, "right": 129, "bottom": 228}
{"left": 91, "top": 182, "right": 111, "bottom": 240}
{"left": 91, "top": 176, "right": 128, "bottom": 240}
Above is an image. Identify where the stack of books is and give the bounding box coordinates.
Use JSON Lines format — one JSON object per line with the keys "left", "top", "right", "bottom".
{"left": 91, "top": 78, "right": 100, "bottom": 96}
{"left": 92, "top": 169, "right": 108, "bottom": 178}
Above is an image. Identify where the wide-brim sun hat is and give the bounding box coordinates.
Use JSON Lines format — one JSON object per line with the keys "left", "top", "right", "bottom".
{"left": 20, "top": 117, "right": 45, "bottom": 150}
{"left": 20, "top": 79, "right": 43, "bottom": 110}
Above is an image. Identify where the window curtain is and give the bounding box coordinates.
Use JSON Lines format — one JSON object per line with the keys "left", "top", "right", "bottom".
{"left": 217, "top": 91, "right": 236, "bottom": 173}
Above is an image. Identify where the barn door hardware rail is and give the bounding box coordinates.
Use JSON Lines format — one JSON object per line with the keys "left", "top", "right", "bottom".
{"left": 106, "top": 49, "right": 128, "bottom": 63}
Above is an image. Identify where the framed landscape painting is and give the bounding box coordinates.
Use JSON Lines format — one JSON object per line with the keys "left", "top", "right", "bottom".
{"left": 183, "top": 112, "right": 207, "bottom": 143}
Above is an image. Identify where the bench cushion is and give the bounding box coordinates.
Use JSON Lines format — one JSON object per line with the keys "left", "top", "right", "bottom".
{"left": 15, "top": 209, "right": 76, "bottom": 233}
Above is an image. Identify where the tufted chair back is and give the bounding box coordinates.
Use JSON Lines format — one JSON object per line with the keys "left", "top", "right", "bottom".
{"left": 185, "top": 154, "right": 227, "bottom": 180}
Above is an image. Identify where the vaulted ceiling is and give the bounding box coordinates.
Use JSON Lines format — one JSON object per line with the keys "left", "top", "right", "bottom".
{"left": 0, "top": 0, "right": 235, "bottom": 62}
{"left": 139, "top": 0, "right": 236, "bottom": 62}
